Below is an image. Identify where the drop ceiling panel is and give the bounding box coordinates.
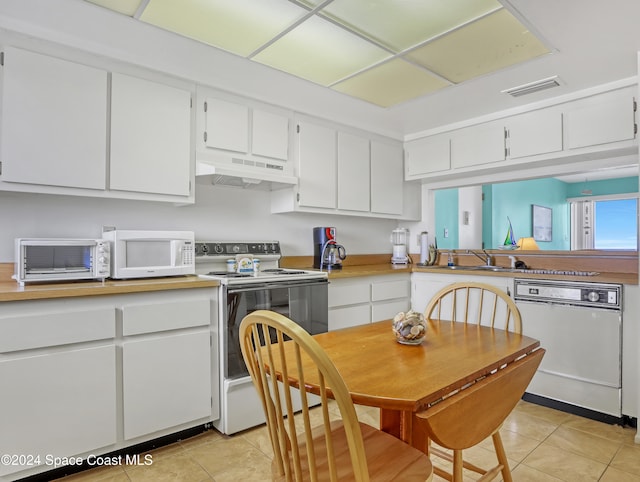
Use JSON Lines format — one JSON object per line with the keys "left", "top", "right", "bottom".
{"left": 405, "top": 9, "right": 550, "bottom": 83}
{"left": 332, "top": 58, "right": 449, "bottom": 107}
{"left": 252, "top": 14, "right": 391, "bottom": 86}
{"left": 86, "top": 0, "right": 142, "bottom": 16}
{"left": 320, "top": 0, "right": 502, "bottom": 52}
{"left": 83, "top": 0, "right": 553, "bottom": 108}
{"left": 139, "top": 0, "right": 308, "bottom": 57}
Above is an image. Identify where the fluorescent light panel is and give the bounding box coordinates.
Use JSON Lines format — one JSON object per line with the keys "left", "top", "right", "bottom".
{"left": 405, "top": 9, "right": 550, "bottom": 83}
{"left": 332, "top": 58, "right": 449, "bottom": 107}
{"left": 319, "top": 0, "right": 503, "bottom": 52}
{"left": 84, "top": 0, "right": 553, "bottom": 107}
{"left": 252, "top": 14, "right": 391, "bottom": 86}
{"left": 139, "top": 0, "right": 308, "bottom": 57}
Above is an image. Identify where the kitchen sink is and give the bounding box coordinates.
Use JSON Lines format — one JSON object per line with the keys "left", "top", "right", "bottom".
{"left": 425, "top": 265, "right": 517, "bottom": 271}
{"left": 423, "top": 265, "right": 598, "bottom": 276}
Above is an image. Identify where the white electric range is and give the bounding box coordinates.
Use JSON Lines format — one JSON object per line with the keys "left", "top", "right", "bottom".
{"left": 196, "top": 241, "right": 328, "bottom": 434}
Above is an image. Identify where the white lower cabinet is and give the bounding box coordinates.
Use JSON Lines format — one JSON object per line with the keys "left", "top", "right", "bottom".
{"left": 123, "top": 331, "right": 211, "bottom": 440}
{"left": 0, "top": 288, "right": 218, "bottom": 481}
{"left": 0, "top": 302, "right": 117, "bottom": 479}
{"left": 329, "top": 274, "right": 410, "bottom": 330}
{"left": 411, "top": 272, "right": 514, "bottom": 315}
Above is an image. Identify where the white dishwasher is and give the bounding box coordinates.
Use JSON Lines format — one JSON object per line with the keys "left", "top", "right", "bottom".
{"left": 514, "top": 279, "right": 623, "bottom": 422}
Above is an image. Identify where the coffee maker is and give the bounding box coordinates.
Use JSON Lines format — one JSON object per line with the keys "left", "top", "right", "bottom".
{"left": 313, "top": 227, "right": 347, "bottom": 270}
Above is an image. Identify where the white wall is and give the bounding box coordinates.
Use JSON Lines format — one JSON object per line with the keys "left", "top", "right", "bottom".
{"left": 458, "top": 186, "right": 483, "bottom": 249}
{"left": 0, "top": 185, "right": 397, "bottom": 262}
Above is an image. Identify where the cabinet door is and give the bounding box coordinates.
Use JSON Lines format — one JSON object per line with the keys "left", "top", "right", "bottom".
{"left": 337, "top": 132, "right": 370, "bottom": 212}
{"left": 371, "top": 140, "right": 403, "bottom": 215}
{"left": 297, "top": 121, "right": 336, "bottom": 209}
{"left": 451, "top": 121, "right": 506, "bottom": 168}
{"left": 204, "top": 97, "right": 249, "bottom": 153}
{"left": 506, "top": 108, "right": 563, "bottom": 159}
{"left": 252, "top": 109, "right": 289, "bottom": 160}
{"left": 0, "top": 346, "right": 116, "bottom": 477}
{"left": 405, "top": 133, "right": 451, "bottom": 177}
{"left": 110, "top": 73, "right": 191, "bottom": 196}
{"left": 123, "top": 331, "right": 211, "bottom": 440}
{"left": 1, "top": 47, "right": 107, "bottom": 189}
{"left": 564, "top": 88, "right": 636, "bottom": 149}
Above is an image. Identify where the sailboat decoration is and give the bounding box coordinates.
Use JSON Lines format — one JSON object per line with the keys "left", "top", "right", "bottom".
{"left": 501, "top": 216, "right": 518, "bottom": 249}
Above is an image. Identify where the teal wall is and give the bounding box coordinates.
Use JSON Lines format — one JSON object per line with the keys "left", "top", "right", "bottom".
{"left": 434, "top": 176, "right": 639, "bottom": 250}
{"left": 434, "top": 189, "right": 458, "bottom": 250}
{"left": 490, "top": 178, "right": 570, "bottom": 250}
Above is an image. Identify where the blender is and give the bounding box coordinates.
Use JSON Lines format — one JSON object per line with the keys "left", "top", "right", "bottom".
{"left": 391, "top": 228, "right": 410, "bottom": 265}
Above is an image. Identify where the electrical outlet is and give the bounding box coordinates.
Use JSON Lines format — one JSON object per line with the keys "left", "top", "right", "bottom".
{"left": 444, "top": 228, "right": 449, "bottom": 238}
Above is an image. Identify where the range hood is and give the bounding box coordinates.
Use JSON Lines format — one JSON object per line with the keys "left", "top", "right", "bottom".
{"left": 196, "top": 157, "right": 297, "bottom": 190}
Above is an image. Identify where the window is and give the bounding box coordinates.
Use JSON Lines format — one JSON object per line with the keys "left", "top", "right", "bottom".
{"left": 571, "top": 197, "right": 638, "bottom": 250}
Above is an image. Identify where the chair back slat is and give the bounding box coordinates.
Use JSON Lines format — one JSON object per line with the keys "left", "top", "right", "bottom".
{"left": 424, "top": 282, "right": 522, "bottom": 333}
{"left": 240, "top": 310, "right": 372, "bottom": 482}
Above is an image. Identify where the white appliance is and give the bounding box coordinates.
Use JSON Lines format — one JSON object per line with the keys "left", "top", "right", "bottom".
{"left": 514, "top": 279, "right": 623, "bottom": 422}
{"left": 102, "top": 229, "right": 195, "bottom": 279}
{"left": 14, "top": 238, "right": 110, "bottom": 286}
{"left": 391, "top": 228, "right": 410, "bottom": 265}
{"left": 196, "top": 241, "right": 328, "bottom": 434}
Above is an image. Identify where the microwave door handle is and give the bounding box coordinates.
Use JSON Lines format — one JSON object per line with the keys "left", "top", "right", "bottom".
{"left": 227, "top": 279, "right": 328, "bottom": 294}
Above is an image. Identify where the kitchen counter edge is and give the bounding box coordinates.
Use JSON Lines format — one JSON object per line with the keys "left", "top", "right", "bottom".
{"left": 0, "top": 275, "right": 220, "bottom": 302}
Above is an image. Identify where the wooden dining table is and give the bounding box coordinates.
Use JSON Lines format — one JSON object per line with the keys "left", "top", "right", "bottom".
{"left": 276, "top": 318, "right": 541, "bottom": 451}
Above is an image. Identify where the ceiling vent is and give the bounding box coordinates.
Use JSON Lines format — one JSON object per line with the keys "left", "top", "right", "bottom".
{"left": 502, "top": 76, "right": 561, "bottom": 97}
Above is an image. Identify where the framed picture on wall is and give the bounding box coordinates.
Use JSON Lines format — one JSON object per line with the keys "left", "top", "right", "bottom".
{"left": 532, "top": 204, "right": 552, "bottom": 241}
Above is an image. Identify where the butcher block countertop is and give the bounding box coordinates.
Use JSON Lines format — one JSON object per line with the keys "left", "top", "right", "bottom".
{"left": 282, "top": 251, "right": 638, "bottom": 285}
{"left": 0, "top": 264, "right": 219, "bottom": 302}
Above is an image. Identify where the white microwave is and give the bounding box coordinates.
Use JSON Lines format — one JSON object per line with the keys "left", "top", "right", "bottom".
{"left": 14, "top": 238, "right": 111, "bottom": 286}
{"left": 103, "top": 230, "right": 195, "bottom": 279}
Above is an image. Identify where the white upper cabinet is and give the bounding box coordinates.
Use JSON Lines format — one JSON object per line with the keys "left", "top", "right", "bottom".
{"left": 252, "top": 108, "right": 289, "bottom": 160}
{"left": 110, "top": 73, "right": 192, "bottom": 197}
{"left": 564, "top": 88, "right": 636, "bottom": 149}
{"left": 506, "top": 108, "right": 563, "bottom": 159}
{"left": 297, "top": 120, "right": 337, "bottom": 209}
{"left": 337, "top": 131, "right": 370, "bottom": 212}
{"left": 371, "top": 140, "right": 403, "bottom": 216}
{"left": 0, "top": 47, "right": 108, "bottom": 190}
{"left": 203, "top": 98, "right": 249, "bottom": 153}
{"left": 450, "top": 120, "right": 506, "bottom": 169}
{"left": 404, "top": 133, "right": 450, "bottom": 178}
{"left": 199, "top": 93, "right": 289, "bottom": 162}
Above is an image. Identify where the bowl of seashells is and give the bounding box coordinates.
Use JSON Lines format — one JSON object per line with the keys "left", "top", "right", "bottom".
{"left": 392, "top": 310, "right": 427, "bottom": 345}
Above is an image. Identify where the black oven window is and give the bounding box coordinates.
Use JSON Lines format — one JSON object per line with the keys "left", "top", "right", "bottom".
{"left": 224, "top": 283, "right": 328, "bottom": 380}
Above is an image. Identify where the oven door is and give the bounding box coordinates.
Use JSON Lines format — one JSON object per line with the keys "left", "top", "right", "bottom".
{"left": 224, "top": 279, "right": 328, "bottom": 380}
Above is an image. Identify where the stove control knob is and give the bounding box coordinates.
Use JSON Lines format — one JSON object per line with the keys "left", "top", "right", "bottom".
{"left": 213, "top": 244, "right": 223, "bottom": 254}
{"left": 232, "top": 244, "right": 241, "bottom": 253}
{"left": 201, "top": 244, "right": 209, "bottom": 254}
{"left": 587, "top": 291, "right": 600, "bottom": 302}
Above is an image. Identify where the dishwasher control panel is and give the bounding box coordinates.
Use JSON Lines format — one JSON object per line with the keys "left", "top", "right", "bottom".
{"left": 514, "top": 279, "right": 622, "bottom": 310}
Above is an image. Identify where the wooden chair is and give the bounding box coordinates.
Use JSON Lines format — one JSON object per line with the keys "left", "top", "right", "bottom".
{"left": 239, "top": 310, "right": 434, "bottom": 482}
{"left": 415, "top": 348, "right": 545, "bottom": 482}
{"left": 424, "top": 281, "right": 522, "bottom": 333}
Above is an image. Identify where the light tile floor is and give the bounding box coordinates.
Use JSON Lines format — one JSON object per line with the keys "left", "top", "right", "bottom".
{"left": 54, "top": 401, "right": 639, "bottom": 482}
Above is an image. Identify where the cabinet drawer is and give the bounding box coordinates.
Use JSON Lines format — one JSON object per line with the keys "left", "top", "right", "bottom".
{"left": 372, "top": 299, "right": 410, "bottom": 323}
{"left": 329, "top": 304, "right": 371, "bottom": 331}
{"left": 0, "top": 308, "right": 115, "bottom": 353}
{"left": 328, "top": 282, "right": 369, "bottom": 308}
{"left": 371, "top": 279, "right": 410, "bottom": 302}
{"left": 122, "top": 298, "right": 210, "bottom": 335}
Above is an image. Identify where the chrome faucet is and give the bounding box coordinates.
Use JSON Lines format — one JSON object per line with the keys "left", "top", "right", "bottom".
{"left": 467, "top": 249, "right": 493, "bottom": 266}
